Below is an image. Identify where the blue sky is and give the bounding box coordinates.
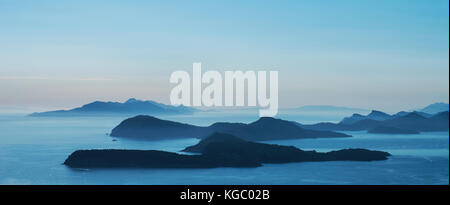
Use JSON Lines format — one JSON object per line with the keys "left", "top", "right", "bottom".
{"left": 0, "top": 0, "right": 448, "bottom": 112}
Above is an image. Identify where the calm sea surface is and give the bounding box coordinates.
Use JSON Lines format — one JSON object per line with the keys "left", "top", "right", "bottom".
{"left": 0, "top": 111, "right": 448, "bottom": 184}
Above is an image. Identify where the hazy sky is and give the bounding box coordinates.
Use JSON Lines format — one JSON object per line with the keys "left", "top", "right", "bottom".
{"left": 0, "top": 0, "right": 448, "bottom": 112}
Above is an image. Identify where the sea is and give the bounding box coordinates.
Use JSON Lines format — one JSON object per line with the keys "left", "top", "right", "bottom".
{"left": 0, "top": 110, "right": 448, "bottom": 185}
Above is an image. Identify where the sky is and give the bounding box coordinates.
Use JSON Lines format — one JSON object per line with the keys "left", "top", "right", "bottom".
{"left": 0, "top": 0, "right": 449, "bottom": 112}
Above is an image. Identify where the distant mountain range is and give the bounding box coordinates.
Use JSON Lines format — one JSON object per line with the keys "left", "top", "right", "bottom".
{"left": 110, "top": 115, "right": 351, "bottom": 141}
{"left": 291, "top": 103, "right": 449, "bottom": 115}
{"left": 339, "top": 110, "right": 432, "bottom": 125}
{"left": 64, "top": 133, "right": 390, "bottom": 169}
{"left": 29, "top": 98, "right": 196, "bottom": 116}
{"left": 301, "top": 110, "right": 449, "bottom": 134}
{"left": 418, "top": 102, "right": 449, "bottom": 114}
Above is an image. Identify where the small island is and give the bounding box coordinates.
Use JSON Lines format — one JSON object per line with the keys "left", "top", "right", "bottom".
{"left": 64, "top": 133, "right": 391, "bottom": 169}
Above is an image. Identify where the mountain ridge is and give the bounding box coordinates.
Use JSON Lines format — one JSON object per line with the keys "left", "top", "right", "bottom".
{"left": 110, "top": 115, "right": 352, "bottom": 141}
{"left": 301, "top": 111, "right": 449, "bottom": 133}
{"left": 29, "top": 98, "right": 196, "bottom": 116}
{"left": 419, "top": 102, "right": 449, "bottom": 114}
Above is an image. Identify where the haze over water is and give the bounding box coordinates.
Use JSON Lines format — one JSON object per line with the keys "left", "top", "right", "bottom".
{"left": 0, "top": 111, "right": 447, "bottom": 185}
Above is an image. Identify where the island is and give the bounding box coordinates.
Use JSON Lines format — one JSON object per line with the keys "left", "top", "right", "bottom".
{"left": 368, "top": 126, "right": 419, "bottom": 134}
{"left": 110, "top": 115, "right": 352, "bottom": 141}
{"left": 29, "top": 98, "right": 196, "bottom": 117}
{"left": 64, "top": 133, "right": 391, "bottom": 168}
{"left": 301, "top": 110, "right": 449, "bottom": 134}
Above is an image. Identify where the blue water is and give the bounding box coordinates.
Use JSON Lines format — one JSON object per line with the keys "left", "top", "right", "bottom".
{"left": 0, "top": 112, "right": 448, "bottom": 185}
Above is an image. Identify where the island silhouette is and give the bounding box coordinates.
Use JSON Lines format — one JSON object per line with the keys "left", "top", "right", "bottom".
{"left": 30, "top": 100, "right": 448, "bottom": 135}
{"left": 29, "top": 98, "right": 196, "bottom": 116}
{"left": 61, "top": 102, "right": 449, "bottom": 169}
{"left": 110, "top": 115, "right": 351, "bottom": 141}
{"left": 64, "top": 133, "right": 391, "bottom": 168}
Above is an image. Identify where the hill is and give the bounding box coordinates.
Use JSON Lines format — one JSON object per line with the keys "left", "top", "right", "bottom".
{"left": 419, "top": 102, "right": 449, "bottom": 114}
